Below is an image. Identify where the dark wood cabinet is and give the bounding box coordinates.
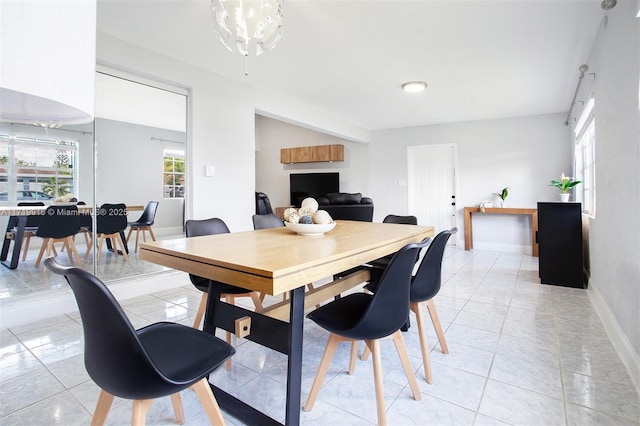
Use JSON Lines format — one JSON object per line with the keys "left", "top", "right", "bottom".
{"left": 537, "top": 202, "right": 586, "bottom": 288}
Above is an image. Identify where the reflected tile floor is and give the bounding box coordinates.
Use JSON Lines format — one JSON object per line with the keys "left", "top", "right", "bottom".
{"left": 1, "top": 249, "right": 639, "bottom": 425}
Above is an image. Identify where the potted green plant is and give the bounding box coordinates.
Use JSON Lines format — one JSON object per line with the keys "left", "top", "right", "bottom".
{"left": 492, "top": 187, "right": 509, "bottom": 207}
{"left": 550, "top": 173, "right": 581, "bottom": 202}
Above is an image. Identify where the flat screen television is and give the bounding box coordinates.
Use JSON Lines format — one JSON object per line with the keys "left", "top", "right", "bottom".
{"left": 290, "top": 172, "right": 339, "bottom": 207}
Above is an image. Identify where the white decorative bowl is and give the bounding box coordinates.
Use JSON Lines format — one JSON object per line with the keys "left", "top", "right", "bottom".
{"left": 284, "top": 221, "right": 336, "bottom": 236}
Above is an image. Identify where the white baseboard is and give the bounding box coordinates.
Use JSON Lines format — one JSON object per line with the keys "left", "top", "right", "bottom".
{"left": 0, "top": 271, "right": 189, "bottom": 329}
{"left": 467, "top": 241, "right": 532, "bottom": 255}
{"left": 589, "top": 282, "right": 640, "bottom": 394}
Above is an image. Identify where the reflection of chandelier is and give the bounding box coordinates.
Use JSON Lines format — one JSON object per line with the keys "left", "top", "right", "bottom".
{"left": 211, "top": 0, "right": 284, "bottom": 73}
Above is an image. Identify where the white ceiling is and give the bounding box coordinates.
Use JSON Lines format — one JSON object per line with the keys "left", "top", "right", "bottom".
{"left": 96, "top": 0, "right": 607, "bottom": 131}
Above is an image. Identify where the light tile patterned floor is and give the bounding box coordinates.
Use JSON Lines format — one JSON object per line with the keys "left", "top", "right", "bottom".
{"left": 1, "top": 248, "right": 638, "bottom": 425}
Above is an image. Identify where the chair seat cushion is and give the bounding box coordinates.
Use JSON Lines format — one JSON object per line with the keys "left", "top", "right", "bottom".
{"left": 138, "top": 322, "right": 235, "bottom": 383}
{"left": 307, "top": 293, "right": 373, "bottom": 338}
{"left": 128, "top": 221, "right": 153, "bottom": 227}
{"left": 190, "top": 274, "right": 254, "bottom": 295}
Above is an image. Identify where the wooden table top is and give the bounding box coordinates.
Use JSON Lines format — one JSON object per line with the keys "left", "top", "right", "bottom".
{"left": 140, "top": 220, "right": 434, "bottom": 296}
{"left": 0, "top": 204, "right": 144, "bottom": 217}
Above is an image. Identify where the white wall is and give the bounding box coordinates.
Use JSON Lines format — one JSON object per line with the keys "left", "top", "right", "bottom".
{"left": 573, "top": 1, "right": 639, "bottom": 384}
{"left": 255, "top": 115, "right": 370, "bottom": 209}
{"left": 369, "top": 113, "right": 572, "bottom": 251}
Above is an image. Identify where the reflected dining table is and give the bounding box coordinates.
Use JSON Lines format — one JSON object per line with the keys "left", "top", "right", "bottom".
{"left": 0, "top": 204, "right": 144, "bottom": 269}
{"left": 139, "top": 220, "right": 434, "bottom": 426}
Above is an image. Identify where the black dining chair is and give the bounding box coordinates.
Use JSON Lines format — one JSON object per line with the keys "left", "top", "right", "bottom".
{"left": 303, "top": 240, "right": 428, "bottom": 425}
{"left": 252, "top": 213, "right": 283, "bottom": 230}
{"left": 85, "top": 203, "right": 129, "bottom": 263}
{"left": 255, "top": 192, "right": 274, "bottom": 215}
{"left": 16, "top": 201, "right": 44, "bottom": 261}
{"left": 126, "top": 201, "right": 159, "bottom": 253}
{"left": 359, "top": 228, "right": 458, "bottom": 384}
{"left": 186, "top": 217, "right": 263, "bottom": 370}
{"left": 44, "top": 258, "right": 234, "bottom": 425}
{"left": 34, "top": 205, "right": 82, "bottom": 268}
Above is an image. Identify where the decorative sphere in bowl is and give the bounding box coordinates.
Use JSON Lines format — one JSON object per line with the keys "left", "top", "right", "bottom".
{"left": 284, "top": 221, "right": 336, "bottom": 236}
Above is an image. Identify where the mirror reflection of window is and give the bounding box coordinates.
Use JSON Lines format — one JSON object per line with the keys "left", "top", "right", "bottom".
{"left": 163, "top": 149, "right": 185, "bottom": 199}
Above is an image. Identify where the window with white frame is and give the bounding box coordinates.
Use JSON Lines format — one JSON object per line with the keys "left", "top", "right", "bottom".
{"left": 0, "top": 134, "right": 78, "bottom": 202}
{"left": 574, "top": 98, "right": 595, "bottom": 216}
{"left": 163, "top": 149, "right": 185, "bottom": 198}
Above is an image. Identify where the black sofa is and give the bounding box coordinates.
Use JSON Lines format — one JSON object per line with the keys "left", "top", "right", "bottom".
{"left": 317, "top": 192, "right": 374, "bottom": 222}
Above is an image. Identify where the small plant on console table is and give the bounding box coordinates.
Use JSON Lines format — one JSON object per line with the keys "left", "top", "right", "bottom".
{"left": 492, "top": 187, "right": 510, "bottom": 207}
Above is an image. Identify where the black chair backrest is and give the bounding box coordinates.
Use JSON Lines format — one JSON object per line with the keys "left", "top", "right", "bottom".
{"left": 43, "top": 258, "right": 178, "bottom": 400}
{"left": 97, "top": 203, "right": 128, "bottom": 234}
{"left": 18, "top": 201, "right": 44, "bottom": 228}
{"left": 410, "top": 227, "right": 457, "bottom": 302}
{"left": 252, "top": 213, "right": 283, "bottom": 230}
{"left": 344, "top": 239, "right": 429, "bottom": 340}
{"left": 185, "top": 217, "right": 230, "bottom": 238}
{"left": 35, "top": 205, "right": 80, "bottom": 238}
{"left": 135, "top": 201, "right": 159, "bottom": 226}
{"left": 383, "top": 214, "right": 418, "bottom": 225}
{"left": 184, "top": 218, "right": 231, "bottom": 291}
{"left": 255, "top": 192, "right": 274, "bottom": 215}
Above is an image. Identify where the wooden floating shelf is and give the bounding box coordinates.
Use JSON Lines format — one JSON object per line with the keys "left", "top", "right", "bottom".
{"left": 280, "top": 144, "right": 344, "bottom": 164}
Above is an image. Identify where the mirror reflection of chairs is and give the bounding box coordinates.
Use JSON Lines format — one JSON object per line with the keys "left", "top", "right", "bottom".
{"left": 16, "top": 201, "right": 44, "bottom": 261}
{"left": 34, "top": 205, "right": 82, "bottom": 268}
{"left": 126, "top": 201, "right": 159, "bottom": 253}
{"left": 84, "top": 203, "right": 129, "bottom": 263}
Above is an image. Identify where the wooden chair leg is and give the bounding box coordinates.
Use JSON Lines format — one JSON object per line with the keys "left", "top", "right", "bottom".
{"left": 126, "top": 227, "right": 134, "bottom": 245}
{"left": 361, "top": 343, "right": 371, "bottom": 361}
{"left": 392, "top": 330, "right": 422, "bottom": 398}
{"left": 367, "top": 339, "right": 387, "bottom": 426}
{"left": 84, "top": 234, "right": 94, "bottom": 259}
{"left": 191, "top": 378, "right": 226, "bottom": 426}
{"left": 21, "top": 235, "right": 31, "bottom": 261}
{"left": 426, "top": 298, "right": 449, "bottom": 354}
{"left": 348, "top": 340, "right": 359, "bottom": 375}
{"left": 412, "top": 302, "right": 433, "bottom": 383}
{"left": 249, "top": 291, "right": 264, "bottom": 312}
{"left": 131, "top": 399, "right": 153, "bottom": 426}
{"left": 115, "top": 233, "right": 129, "bottom": 261}
{"left": 91, "top": 390, "right": 114, "bottom": 426}
{"left": 170, "top": 393, "right": 185, "bottom": 424}
{"left": 193, "top": 293, "right": 208, "bottom": 329}
{"left": 146, "top": 226, "right": 156, "bottom": 241}
{"left": 303, "top": 333, "right": 341, "bottom": 412}
{"left": 134, "top": 228, "right": 140, "bottom": 253}
{"left": 95, "top": 235, "right": 104, "bottom": 263}
{"left": 34, "top": 238, "right": 50, "bottom": 268}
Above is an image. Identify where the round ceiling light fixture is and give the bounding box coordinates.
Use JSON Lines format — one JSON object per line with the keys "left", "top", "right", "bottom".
{"left": 401, "top": 81, "right": 428, "bottom": 92}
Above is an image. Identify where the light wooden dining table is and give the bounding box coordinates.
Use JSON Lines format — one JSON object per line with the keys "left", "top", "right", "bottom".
{"left": 0, "top": 204, "right": 144, "bottom": 269}
{"left": 139, "top": 220, "right": 434, "bottom": 426}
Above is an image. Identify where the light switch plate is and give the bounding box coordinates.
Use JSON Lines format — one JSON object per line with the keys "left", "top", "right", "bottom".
{"left": 205, "top": 166, "right": 216, "bottom": 177}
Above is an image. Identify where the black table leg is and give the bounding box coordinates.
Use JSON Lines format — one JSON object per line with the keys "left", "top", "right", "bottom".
{"left": 1, "top": 216, "right": 27, "bottom": 269}
{"left": 285, "top": 286, "right": 305, "bottom": 426}
{"left": 202, "top": 283, "right": 306, "bottom": 426}
{"left": 106, "top": 230, "right": 129, "bottom": 255}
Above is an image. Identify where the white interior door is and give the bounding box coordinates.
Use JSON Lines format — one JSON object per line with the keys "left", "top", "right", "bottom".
{"left": 407, "top": 144, "right": 457, "bottom": 242}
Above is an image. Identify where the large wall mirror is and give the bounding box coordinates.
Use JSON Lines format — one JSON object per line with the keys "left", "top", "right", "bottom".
{"left": 0, "top": 69, "right": 188, "bottom": 305}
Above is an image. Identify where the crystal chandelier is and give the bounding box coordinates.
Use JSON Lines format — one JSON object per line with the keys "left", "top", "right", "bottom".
{"left": 211, "top": 0, "right": 284, "bottom": 74}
